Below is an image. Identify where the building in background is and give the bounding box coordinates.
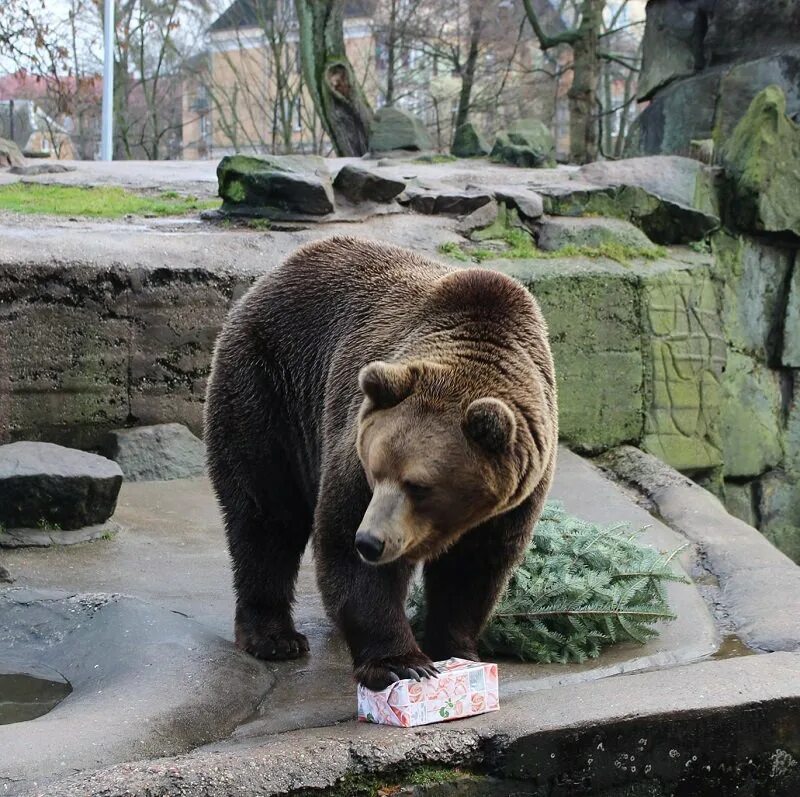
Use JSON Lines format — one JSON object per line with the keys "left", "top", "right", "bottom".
{"left": 184, "top": 0, "right": 375, "bottom": 158}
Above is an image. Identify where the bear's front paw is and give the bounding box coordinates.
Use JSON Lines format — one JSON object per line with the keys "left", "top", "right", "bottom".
{"left": 235, "top": 619, "right": 309, "bottom": 661}
{"left": 355, "top": 651, "right": 439, "bottom": 691}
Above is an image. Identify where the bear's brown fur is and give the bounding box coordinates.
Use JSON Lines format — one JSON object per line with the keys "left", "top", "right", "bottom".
{"left": 204, "top": 236, "right": 557, "bottom": 689}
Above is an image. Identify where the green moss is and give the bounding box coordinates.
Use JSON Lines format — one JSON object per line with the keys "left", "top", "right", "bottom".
{"left": 0, "top": 184, "right": 220, "bottom": 218}
{"left": 225, "top": 179, "right": 246, "bottom": 204}
{"left": 438, "top": 232, "right": 666, "bottom": 266}
{"left": 437, "top": 241, "right": 471, "bottom": 262}
{"left": 413, "top": 153, "right": 457, "bottom": 164}
{"left": 719, "top": 85, "right": 800, "bottom": 236}
{"left": 299, "top": 766, "right": 466, "bottom": 797}
{"left": 244, "top": 217, "right": 271, "bottom": 230}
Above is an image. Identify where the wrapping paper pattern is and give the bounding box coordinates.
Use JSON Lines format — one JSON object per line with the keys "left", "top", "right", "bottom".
{"left": 357, "top": 658, "right": 499, "bottom": 726}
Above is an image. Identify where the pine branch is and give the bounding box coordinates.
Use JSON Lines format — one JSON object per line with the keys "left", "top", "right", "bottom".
{"left": 408, "top": 502, "right": 689, "bottom": 664}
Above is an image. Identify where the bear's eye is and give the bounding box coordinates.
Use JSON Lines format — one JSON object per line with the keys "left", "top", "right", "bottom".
{"left": 403, "top": 480, "right": 432, "bottom": 501}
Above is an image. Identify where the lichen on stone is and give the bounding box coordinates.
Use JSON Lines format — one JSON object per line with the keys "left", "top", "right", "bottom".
{"left": 720, "top": 85, "right": 800, "bottom": 237}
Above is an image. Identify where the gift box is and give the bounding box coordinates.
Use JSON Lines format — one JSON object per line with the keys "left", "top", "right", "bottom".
{"left": 357, "top": 658, "right": 499, "bottom": 727}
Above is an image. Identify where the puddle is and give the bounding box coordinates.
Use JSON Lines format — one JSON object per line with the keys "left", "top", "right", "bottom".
{"left": 0, "top": 672, "right": 72, "bottom": 725}
{"left": 710, "top": 634, "right": 756, "bottom": 661}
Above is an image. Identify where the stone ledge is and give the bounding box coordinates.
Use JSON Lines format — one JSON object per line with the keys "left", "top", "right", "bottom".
{"left": 33, "top": 652, "right": 800, "bottom": 797}
{"left": 596, "top": 445, "right": 800, "bottom": 653}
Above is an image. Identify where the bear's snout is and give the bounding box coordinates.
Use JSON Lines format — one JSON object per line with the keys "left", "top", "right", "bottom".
{"left": 355, "top": 530, "right": 385, "bottom": 563}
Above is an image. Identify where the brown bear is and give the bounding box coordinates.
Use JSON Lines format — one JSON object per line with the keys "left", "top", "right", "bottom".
{"left": 204, "top": 236, "right": 558, "bottom": 690}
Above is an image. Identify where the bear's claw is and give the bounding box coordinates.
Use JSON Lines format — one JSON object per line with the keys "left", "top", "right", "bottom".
{"left": 356, "top": 653, "right": 439, "bottom": 691}
{"left": 236, "top": 626, "right": 310, "bottom": 661}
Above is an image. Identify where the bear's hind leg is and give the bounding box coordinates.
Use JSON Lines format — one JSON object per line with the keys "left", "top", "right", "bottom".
{"left": 221, "top": 479, "right": 312, "bottom": 661}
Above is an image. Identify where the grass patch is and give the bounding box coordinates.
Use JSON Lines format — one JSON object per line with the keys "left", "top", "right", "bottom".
{"left": 439, "top": 230, "right": 666, "bottom": 266}
{"left": 0, "top": 183, "right": 221, "bottom": 218}
{"left": 437, "top": 240, "right": 471, "bottom": 262}
{"left": 413, "top": 153, "right": 457, "bottom": 164}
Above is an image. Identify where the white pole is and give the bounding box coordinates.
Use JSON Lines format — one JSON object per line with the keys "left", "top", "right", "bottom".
{"left": 100, "top": 0, "right": 115, "bottom": 160}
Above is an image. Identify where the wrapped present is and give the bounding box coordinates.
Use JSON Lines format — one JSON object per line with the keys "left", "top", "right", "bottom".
{"left": 357, "top": 658, "right": 499, "bottom": 727}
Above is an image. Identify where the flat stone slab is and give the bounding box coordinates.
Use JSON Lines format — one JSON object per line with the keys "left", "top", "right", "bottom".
{"left": 100, "top": 423, "right": 206, "bottom": 482}
{"left": 534, "top": 215, "right": 658, "bottom": 251}
{"left": 0, "top": 588, "right": 273, "bottom": 793}
{"left": 0, "top": 442, "right": 122, "bottom": 531}
{"left": 332, "top": 164, "right": 405, "bottom": 203}
{"left": 399, "top": 186, "right": 493, "bottom": 215}
{"left": 0, "top": 520, "right": 121, "bottom": 548}
{"left": 30, "top": 652, "right": 800, "bottom": 797}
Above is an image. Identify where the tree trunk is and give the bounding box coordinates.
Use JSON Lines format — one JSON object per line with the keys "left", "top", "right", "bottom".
{"left": 453, "top": 1, "right": 483, "bottom": 134}
{"left": 567, "top": 0, "right": 605, "bottom": 164}
{"left": 385, "top": 0, "right": 397, "bottom": 105}
{"left": 295, "top": 0, "right": 373, "bottom": 156}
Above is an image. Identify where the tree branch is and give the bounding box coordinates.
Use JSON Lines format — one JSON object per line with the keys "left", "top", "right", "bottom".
{"left": 521, "top": 0, "right": 582, "bottom": 50}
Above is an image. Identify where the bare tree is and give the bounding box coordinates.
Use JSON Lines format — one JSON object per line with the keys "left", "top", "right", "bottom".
{"left": 522, "top": 0, "right": 606, "bottom": 164}
{"left": 295, "top": 0, "right": 373, "bottom": 156}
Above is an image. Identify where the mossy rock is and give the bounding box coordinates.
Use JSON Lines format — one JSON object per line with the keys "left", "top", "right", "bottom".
{"left": 640, "top": 264, "right": 725, "bottom": 471}
{"left": 451, "top": 122, "right": 490, "bottom": 158}
{"left": 711, "top": 231, "right": 794, "bottom": 364}
{"left": 217, "top": 154, "right": 334, "bottom": 217}
{"left": 369, "top": 107, "right": 434, "bottom": 153}
{"left": 490, "top": 118, "right": 555, "bottom": 168}
{"left": 719, "top": 351, "right": 784, "bottom": 478}
{"left": 540, "top": 184, "right": 718, "bottom": 245}
{"left": 534, "top": 216, "right": 659, "bottom": 254}
{"left": 720, "top": 85, "right": 800, "bottom": 237}
{"left": 723, "top": 481, "right": 758, "bottom": 528}
{"left": 783, "top": 258, "right": 800, "bottom": 366}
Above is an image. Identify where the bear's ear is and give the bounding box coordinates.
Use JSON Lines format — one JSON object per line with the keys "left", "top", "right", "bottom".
{"left": 463, "top": 398, "right": 517, "bottom": 453}
{"left": 359, "top": 361, "right": 417, "bottom": 409}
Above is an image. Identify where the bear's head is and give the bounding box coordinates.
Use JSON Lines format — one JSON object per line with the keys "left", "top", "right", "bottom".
{"left": 355, "top": 359, "right": 530, "bottom": 565}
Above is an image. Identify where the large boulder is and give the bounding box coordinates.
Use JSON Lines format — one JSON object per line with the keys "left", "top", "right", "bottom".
{"left": 534, "top": 216, "right": 659, "bottom": 254}
{"left": 539, "top": 156, "right": 720, "bottom": 244}
{"left": 369, "top": 107, "right": 434, "bottom": 153}
{"left": 492, "top": 188, "right": 544, "bottom": 220}
{"left": 399, "top": 186, "right": 492, "bottom": 215}
{"left": 0, "top": 137, "right": 24, "bottom": 169}
{"left": 637, "top": 0, "right": 705, "bottom": 101}
{"left": 0, "top": 442, "right": 122, "bottom": 530}
{"left": 638, "top": 0, "right": 800, "bottom": 101}
{"left": 720, "top": 85, "right": 800, "bottom": 238}
{"left": 629, "top": 0, "right": 800, "bottom": 157}
{"left": 100, "top": 423, "right": 205, "bottom": 482}
{"left": 332, "top": 164, "right": 405, "bottom": 203}
{"left": 451, "top": 122, "right": 490, "bottom": 158}
{"left": 217, "top": 154, "right": 334, "bottom": 217}
{"left": 490, "top": 119, "right": 555, "bottom": 168}
{"left": 578, "top": 156, "right": 719, "bottom": 218}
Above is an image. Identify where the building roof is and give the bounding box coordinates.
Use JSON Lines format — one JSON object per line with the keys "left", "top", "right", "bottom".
{"left": 208, "top": 0, "right": 373, "bottom": 33}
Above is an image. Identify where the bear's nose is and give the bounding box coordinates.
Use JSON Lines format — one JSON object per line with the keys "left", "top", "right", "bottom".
{"left": 355, "top": 530, "right": 385, "bottom": 563}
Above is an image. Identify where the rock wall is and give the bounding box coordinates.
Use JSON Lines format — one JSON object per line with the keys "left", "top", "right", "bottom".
{"left": 628, "top": 0, "right": 800, "bottom": 157}
{"left": 0, "top": 263, "right": 252, "bottom": 449}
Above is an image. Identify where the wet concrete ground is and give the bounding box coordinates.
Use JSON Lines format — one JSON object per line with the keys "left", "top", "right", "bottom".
{"left": 1, "top": 448, "right": 721, "bottom": 794}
